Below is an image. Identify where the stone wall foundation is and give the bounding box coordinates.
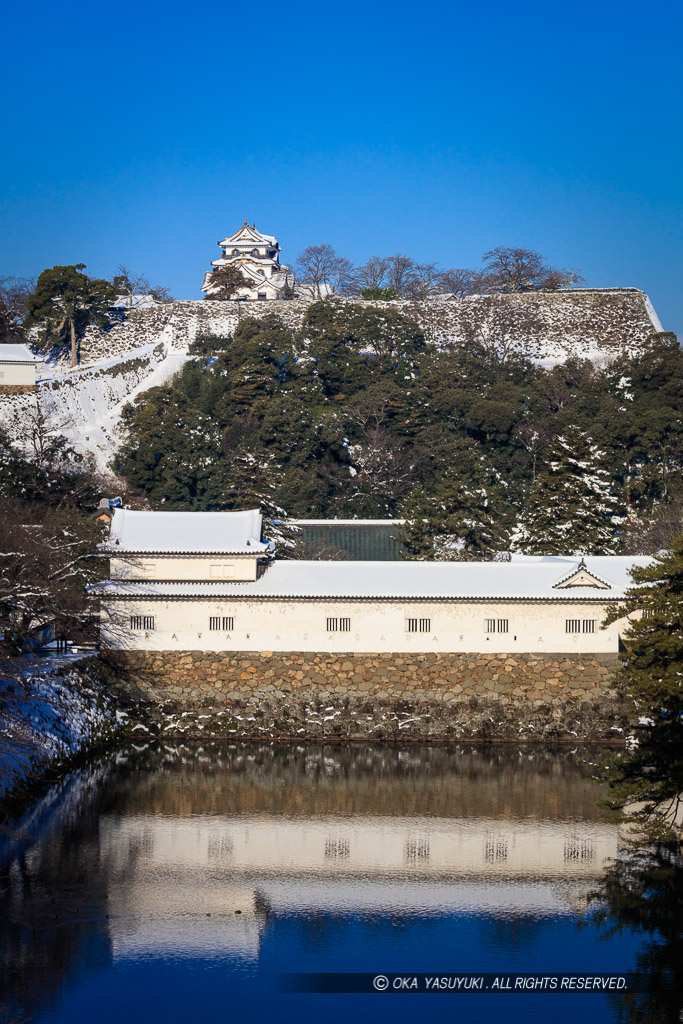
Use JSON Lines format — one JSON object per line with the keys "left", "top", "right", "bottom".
{"left": 102, "top": 650, "right": 627, "bottom": 741}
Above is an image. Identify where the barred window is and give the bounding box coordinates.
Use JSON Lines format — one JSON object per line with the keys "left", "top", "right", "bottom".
{"left": 209, "top": 616, "right": 234, "bottom": 631}
{"left": 406, "top": 618, "right": 431, "bottom": 632}
{"left": 130, "top": 615, "right": 154, "bottom": 631}
{"left": 566, "top": 619, "right": 581, "bottom": 634}
{"left": 582, "top": 619, "right": 596, "bottom": 634}
{"left": 484, "top": 619, "right": 509, "bottom": 633}
{"left": 327, "top": 617, "right": 351, "bottom": 632}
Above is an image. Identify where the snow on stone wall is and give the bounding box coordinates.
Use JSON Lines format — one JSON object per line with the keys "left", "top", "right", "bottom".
{"left": 78, "top": 288, "right": 664, "bottom": 365}
{"left": 0, "top": 288, "right": 664, "bottom": 473}
{"left": 0, "top": 341, "right": 167, "bottom": 459}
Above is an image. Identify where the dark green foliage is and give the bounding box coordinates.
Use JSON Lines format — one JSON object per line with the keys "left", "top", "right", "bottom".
{"left": 519, "top": 426, "right": 624, "bottom": 554}
{"left": 203, "top": 264, "right": 247, "bottom": 300}
{"left": 399, "top": 451, "right": 511, "bottom": 559}
{"left": 24, "top": 264, "right": 117, "bottom": 366}
{"left": 361, "top": 287, "right": 397, "bottom": 301}
{"left": 114, "top": 305, "right": 683, "bottom": 555}
{"left": 602, "top": 539, "right": 683, "bottom": 842}
{"left": 113, "top": 387, "right": 228, "bottom": 509}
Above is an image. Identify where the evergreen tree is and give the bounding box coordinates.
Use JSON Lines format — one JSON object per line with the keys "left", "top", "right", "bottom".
{"left": 517, "top": 426, "right": 623, "bottom": 554}
{"left": 602, "top": 537, "right": 683, "bottom": 843}
{"left": 400, "top": 458, "right": 510, "bottom": 560}
{"left": 24, "top": 264, "right": 117, "bottom": 367}
{"left": 114, "top": 387, "right": 228, "bottom": 509}
{"left": 204, "top": 264, "right": 247, "bottom": 300}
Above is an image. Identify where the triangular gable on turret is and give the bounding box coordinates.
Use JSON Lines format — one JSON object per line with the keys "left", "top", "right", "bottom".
{"left": 552, "top": 558, "right": 612, "bottom": 590}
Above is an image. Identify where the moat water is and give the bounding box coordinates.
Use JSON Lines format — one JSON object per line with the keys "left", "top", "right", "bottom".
{"left": 1, "top": 744, "right": 681, "bottom": 1024}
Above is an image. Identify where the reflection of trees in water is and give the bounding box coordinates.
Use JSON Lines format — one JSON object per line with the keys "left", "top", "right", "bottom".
{"left": 0, "top": 767, "right": 114, "bottom": 1023}
{"left": 105, "top": 742, "right": 613, "bottom": 822}
{"left": 587, "top": 845, "right": 683, "bottom": 1024}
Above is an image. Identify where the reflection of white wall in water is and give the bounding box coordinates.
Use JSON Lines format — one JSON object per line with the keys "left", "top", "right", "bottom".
{"left": 101, "top": 815, "right": 618, "bottom": 960}
{"left": 100, "top": 815, "right": 616, "bottom": 880}
{"left": 107, "top": 882, "right": 264, "bottom": 961}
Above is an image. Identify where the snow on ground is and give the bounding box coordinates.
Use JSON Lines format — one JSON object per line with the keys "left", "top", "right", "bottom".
{"left": 0, "top": 655, "right": 120, "bottom": 801}
{"left": 56, "top": 348, "right": 188, "bottom": 469}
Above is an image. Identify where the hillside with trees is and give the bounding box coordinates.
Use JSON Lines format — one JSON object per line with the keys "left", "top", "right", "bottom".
{"left": 113, "top": 301, "right": 683, "bottom": 557}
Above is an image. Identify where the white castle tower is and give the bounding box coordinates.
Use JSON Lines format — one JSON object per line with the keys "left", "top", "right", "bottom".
{"left": 201, "top": 219, "right": 294, "bottom": 301}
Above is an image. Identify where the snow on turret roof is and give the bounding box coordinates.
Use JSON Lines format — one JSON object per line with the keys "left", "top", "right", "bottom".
{"left": 106, "top": 508, "right": 268, "bottom": 554}
{"left": 218, "top": 219, "right": 278, "bottom": 248}
{"left": 97, "top": 555, "right": 651, "bottom": 600}
{"left": 0, "top": 343, "right": 39, "bottom": 362}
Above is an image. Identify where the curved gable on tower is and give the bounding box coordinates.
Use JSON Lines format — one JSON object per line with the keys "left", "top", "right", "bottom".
{"left": 218, "top": 219, "right": 278, "bottom": 249}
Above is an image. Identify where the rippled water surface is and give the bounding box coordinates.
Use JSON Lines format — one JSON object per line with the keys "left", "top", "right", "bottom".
{"left": 1, "top": 743, "right": 680, "bottom": 1023}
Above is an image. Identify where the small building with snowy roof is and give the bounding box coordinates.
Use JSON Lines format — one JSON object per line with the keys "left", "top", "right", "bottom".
{"left": 0, "top": 343, "right": 40, "bottom": 386}
{"left": 96, "top": 509, "right": 647, "bottom": 656}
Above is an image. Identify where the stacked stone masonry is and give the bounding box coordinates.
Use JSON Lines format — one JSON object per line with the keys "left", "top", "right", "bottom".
{"left": 80, "top": 289, "right": 662, "bottom": 364}
{"left": 103, "top": 650, "right": 628, "bottom": 741}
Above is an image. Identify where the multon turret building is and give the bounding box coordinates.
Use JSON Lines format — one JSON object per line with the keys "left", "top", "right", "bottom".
{"left": 201, "top": 220, "right": 294, "bottom": 301}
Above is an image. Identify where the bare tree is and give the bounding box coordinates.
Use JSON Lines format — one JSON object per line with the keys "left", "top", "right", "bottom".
{"left": 403, "top": 262, "right": 440, "bottom": 300}
{"left": 353, "top": 256, "right": 390, "bottom": 291}
{"left": 0, "top": 276, "right": 35, "bottom": 340}
{"left": 113, "top": 265, "right": 174, "bottom": 306}
{"left": 436, "top": 267, "right": 482, "bottom": 298}
{"left": 481, "top": 246, "right": 584, "bottom": 293}
{"left": 0, "top": 496, "right": 104, "bottom": 655}
{"left": 296, "top": 244, "right": 354, "bottom": 299}
{"left": 385, "top": 255, "right": 417, "bottom": 297}
{"left": 540, "top": 266, "right": 585, "bottom": 290}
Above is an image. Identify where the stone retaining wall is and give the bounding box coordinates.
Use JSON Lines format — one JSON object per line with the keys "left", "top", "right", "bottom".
{"left": 79, "top": 289, "right": 662, "bottom": 365}
{"left": 103, "top": 650, "right": 627, "bottom": 741}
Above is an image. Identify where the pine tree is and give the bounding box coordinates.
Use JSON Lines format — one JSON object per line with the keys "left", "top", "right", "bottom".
{"left": 517, "top": 426, "right": 623, "bottom": 554}
{"left": 603, "top": 537, "right": 683, "bottom": 843}
{"left": 24, "top": 264, "right": 117, "bottom": 367}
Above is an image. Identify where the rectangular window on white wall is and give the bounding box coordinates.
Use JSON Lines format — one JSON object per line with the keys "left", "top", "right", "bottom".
{"left": 209, "top": 616, "right": 235, "bottom": 630}
{"left": 327, "top": 617, "right": 351, "bottom": 632}
{"left": 406, "top": 618, "right": 431, "bottom": 632}
{"left": 582, "top": 619, "right": 596, "bottom": 633}
{"left": 484, "top": 619, "right": 509, "bottom": 633}
{"left": 566, "top": 619, "right": 581, "bottom": 634}
{"left": 131, "top": 615, "right": 154, "bottom": 631}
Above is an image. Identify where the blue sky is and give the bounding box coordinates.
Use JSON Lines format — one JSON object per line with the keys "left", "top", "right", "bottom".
{"left": 3, "top": 0, "right": 681, "bottom": 332}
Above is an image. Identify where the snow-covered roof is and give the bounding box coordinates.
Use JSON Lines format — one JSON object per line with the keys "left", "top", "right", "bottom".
{"left": 106, "top": 509, "right": 268, "bottom": 554}
{"left": 0, "top": 343, "right": 39, "bottom": 363}
{"left": 97, "top": 555, "right": 651, "bottom": 600}
{"left": 218, "top": 220, "right": 278, "bottom": 248}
